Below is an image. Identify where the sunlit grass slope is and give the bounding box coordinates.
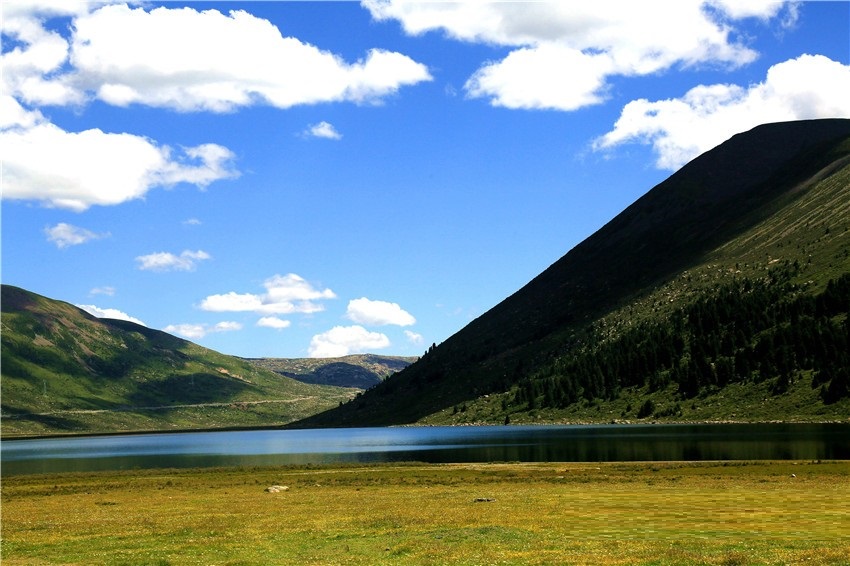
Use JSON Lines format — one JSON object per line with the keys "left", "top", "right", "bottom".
{"left": 1, "top": 285, "right": 354, "bottom": 437}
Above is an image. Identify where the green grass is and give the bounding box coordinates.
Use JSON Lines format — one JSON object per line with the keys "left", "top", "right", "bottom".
{"left": 1, "top": 285, "right": 357, "bottom": 438}
{"left": 425, "top": 371, "right": 850, "bottom": 426}
{"left": 0, "top": 395, "right": 353, "bottom": 438}
{"left": 2, "top": 461, "right": 849, "bottom": 565}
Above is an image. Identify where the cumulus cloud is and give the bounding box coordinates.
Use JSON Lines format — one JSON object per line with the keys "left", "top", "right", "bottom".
{"left": 304, "top": 121, "right": 342, "bottom": 140}
{"left": 257, "top": 316, "right": 291, "bottom": 330}
{"left": 466, "top": 43, "right": 614, "bottom": 112}
{"left": 364, "top": 0, "right": 794, "bottom": 111}
{"left": 135, "top": 250, "right": 212, "bottom": 272}
{"left": 0, "top": 2, "right": 92, "bottom": 107}
{"left": 163, "top": 321, "right": 242, "bottom": 340}
{"left": 3, "top": 1, "right": 430, "bottom": 211}
{"left": 200, "top": 273, "right": 336, "bottom": 315}
{"left": 1, "top": 4, "right": 242, "bottom": 212}
{"left": 595, "top": 54, "right": 850, "bottom": 170}
{"left": 308, "top": 325, "right": 391, "bottom": 358}
{"left": 346, "top": 297, "right": 416, "bottom": 326}
{"left": 0, "top": 101, "right": 239, "bottom": 211}
{"left": 3, "top": 3, "right": 430, "bottom": 111}
{"left": 200, "top": 292, "right": 263, "bottom": 312}
{"left": 707, "top": 0, "right": 794, "bottom": 21}
{"left": 163, "top": 323, "right": 207, "bottom": 340}
{"left": 404, "top": 330, "right": 424, "bottom": 345}
{"left": 77, "top": 304, "right": 146, "bottom": 326}
{"left": 57, "top": 4, "right": 427, "bottom": 112}
{"left": 44, "top": 222, "right": 109, "bottom": 248}
{"left": 1, "top": 95, "right": 44, "bottom": 129}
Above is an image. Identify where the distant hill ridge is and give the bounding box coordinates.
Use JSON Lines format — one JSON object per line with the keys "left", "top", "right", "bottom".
{"left": 0, "top": 285, "right": 353, "bottom": 437}
{"left": 294, "top": 119, "right": 850, "bottom": 427}
{"left": 245, "top": 354, "right": 417, "bottom": 389}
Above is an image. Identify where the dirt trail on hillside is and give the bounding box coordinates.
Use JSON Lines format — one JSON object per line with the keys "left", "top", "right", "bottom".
{"left": 5, "top": 397, "right": 319, "bottom": 418}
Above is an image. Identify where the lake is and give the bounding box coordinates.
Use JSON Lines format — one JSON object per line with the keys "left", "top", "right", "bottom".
{"left": 2, "top": 423, "right": 848, "bottom": 475}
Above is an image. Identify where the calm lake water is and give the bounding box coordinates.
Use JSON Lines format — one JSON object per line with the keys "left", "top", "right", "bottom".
{"left": 2, "top": 423, "right": 848, "bottom": 475}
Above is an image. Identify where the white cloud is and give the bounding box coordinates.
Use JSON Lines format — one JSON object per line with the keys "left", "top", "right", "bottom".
{"left": 89, "top": 286, "right": 116, "bottom": 297}
{"left": 308, "top": 325, "right": 391, "bottom": 358}
{"left": 0, "top": 106, "right": 239, "bottom": 211}
{"left": 200, "top": 273, "right": 336, "bottom": 315}
{"left": 346, "top": 297, "right": 416, "bottom": 326}
{"left": 364, "top": 1, "right": 792, "bottom": 111}
{"left": 707, "top": 0, "right": 792, "bottom": 21}
{"left": 200, "top": 292, "right": 264, "bottom": 312}
{"left": 163, "top": 323, "right": 207, "bottom": 340}
{"left": 136, "top": 250, "right": 212, "bottom": 272}
{"left": 2, "top": 3, "right": 428, "bottom": 212}
{"left": 0, "top": 95, "right": 44, "bottom": 129}
{"left": 77, "top": 304, "right": 146, "bottom": 326}
{"left": 163, "top": 321, "right": 242, "bottom": 340}
{"left": 257, "top": 316, "right": 291, "bottom": 330}
{"left": 3, "top": 3, "right": 430, "bottom": 112}
{"left": 465, "top": 43, "right": 614, "bottom": 112}
{"left": 0, "top": 2, "right": 89, "bottom": 107}
{"left": 404, "top": 330, "right": 424, "bottom": 345}
{"left": 63, "top": 4, "right": 430, "bottom": 112}
{"left": 2, "top": 6, "right": 243, "bottom": 213}
{"left": 595, "top": 54, "right": 850, "bottom": 170}
{"left": 213, "top": 321, "right": 243, "bottom": 332}
{"left": 305, "top": 121, "right": 342, "bottom": 140}
{"left": 44, "top": 222, "right": 109, "bottom": 248}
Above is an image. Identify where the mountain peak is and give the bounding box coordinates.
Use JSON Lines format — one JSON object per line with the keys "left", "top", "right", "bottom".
{"left": 296, "top": 118, "right": 850, "bottom": 426}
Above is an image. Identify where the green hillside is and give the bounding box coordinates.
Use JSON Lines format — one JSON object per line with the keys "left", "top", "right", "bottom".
{"left": 0, "top": 286, "right": 354, "bottom": 437}
{"left": 295, "top": 119, "right": 850, "bottom": 427}
{"left": 246, "top": 354, "right": 417, "bottom": 388}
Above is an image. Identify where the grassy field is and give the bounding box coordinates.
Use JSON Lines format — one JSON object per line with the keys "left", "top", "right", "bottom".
{"left": 2, "top": 461, "right": 848, "bottom": 565}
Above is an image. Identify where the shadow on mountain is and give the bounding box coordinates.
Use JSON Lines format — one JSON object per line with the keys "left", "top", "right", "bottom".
{"left": 281, "top": 362, "right": 382, "bottom": 389}
{"left": 103, "top": 319, "right": 192, "bottom": 351}
{"left": 292, "top": 119, "right": 850, "bottom": 427}
{"left": 1, "top": 405, "right": 85, "bottom": 433}
{"left": 0, "top": 286, "right": 39, "bottom": 312}
{"left": 127, "top": 373, "right": 255, "bottom": 408}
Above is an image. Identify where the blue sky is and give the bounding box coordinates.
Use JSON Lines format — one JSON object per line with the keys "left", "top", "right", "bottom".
{"left": 3, "top": 1, "right": 849, "bottom": 359}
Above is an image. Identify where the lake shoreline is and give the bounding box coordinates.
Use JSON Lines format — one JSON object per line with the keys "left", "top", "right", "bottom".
{"left": 2, "top": 417, "right": 848, "bottom": 441}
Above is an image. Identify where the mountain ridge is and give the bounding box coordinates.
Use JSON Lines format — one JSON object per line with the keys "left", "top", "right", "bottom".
{"left": 0, "top": 285, "right": 354, "bottom": 437}
{"left": 4, "top": 119, "right": 849, "bottom": 435}
{"left": 244, "top": 354, "right": 417, "bottom": 389}
{"left": 293, "top": 118, "right": 850, "bottom": 427}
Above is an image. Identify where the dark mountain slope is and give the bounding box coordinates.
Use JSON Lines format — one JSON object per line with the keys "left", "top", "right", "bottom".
{"left": 295, "top": 119, "right": 850, "bottom": 427}
{"left": 1, "top": 286, "right": 352, "bottom": 437}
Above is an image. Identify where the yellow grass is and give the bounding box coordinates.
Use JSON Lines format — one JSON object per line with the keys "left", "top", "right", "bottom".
{"left": 2, "top": 461, "right": 849, "bottom": 565}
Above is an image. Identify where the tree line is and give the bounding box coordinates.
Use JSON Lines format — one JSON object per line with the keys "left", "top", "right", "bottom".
{"left": 512, "top": 268, "right": 850, "bottom": 410}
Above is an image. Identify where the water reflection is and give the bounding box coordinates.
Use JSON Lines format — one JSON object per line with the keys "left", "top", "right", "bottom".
{"left": 1, "top": 423, "right": 847, "bottom": 475}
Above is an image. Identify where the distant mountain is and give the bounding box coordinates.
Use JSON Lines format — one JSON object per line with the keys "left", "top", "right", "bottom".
{"left": 295, "top": 119, "right": 850, "bottom": 427}
{"left": 245, "top": 354, "right": 417, "bottom": 389}
{"left": 0, "top": 285, "right": 353, "bottom": 437}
